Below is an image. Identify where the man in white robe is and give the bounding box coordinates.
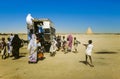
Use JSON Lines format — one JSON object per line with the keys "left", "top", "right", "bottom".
{"left": 26, "top": 14, "right": 34, "bottom": 40}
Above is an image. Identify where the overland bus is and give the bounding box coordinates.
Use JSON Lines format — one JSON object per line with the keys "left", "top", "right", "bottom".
{"left": 27, "top": 18, "right": 56, "bottom": 52}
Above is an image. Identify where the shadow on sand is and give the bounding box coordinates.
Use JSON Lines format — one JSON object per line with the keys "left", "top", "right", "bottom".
{"left": 20, "top": 52, "right": 27, "bottom": 56}
{"left": 18, "top": 56, "right": 25, "bottom": 59}
{"left": 95, "top": 51, "right": 118, "bottom": 54}
{"left": 11, "top": 52, "right": 27, "bottom": 60}
{"left": 79, "top": 61, "right": 94, "bottom": 67}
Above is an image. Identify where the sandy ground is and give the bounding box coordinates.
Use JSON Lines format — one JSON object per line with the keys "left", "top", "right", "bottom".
{"left": 0, "top": 34, "right": 120, "bottom": 79}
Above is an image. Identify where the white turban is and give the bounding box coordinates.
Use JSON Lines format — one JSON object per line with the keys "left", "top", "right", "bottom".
{"left": 26, "top": 13, "right": 34, "bottom": 26}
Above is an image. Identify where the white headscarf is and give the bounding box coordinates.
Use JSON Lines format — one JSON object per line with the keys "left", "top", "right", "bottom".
{"left": 28, "top": 34, "right": 37, "bottom": 50}
{"left": 31, "top": 34, "right": 36, "bottom": 41}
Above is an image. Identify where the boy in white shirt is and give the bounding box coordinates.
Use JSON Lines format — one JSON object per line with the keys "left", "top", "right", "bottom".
{"left": 83, "top": 40, "right": 94, "bottom": 67}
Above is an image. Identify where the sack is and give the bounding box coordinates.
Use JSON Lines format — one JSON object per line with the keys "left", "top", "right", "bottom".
{"left": 38, "top": 52, "right": 44, "bottom": 59}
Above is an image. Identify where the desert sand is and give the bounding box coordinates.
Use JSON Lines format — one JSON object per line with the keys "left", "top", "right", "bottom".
{"left": 0, "top": 34, "right": 120, "bottom": 79}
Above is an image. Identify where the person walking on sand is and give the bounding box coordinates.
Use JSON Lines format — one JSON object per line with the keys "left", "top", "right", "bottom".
{"left": 61, "top": 36, "right": 66, "bottom": 52}
{"left": 49, "top": 38, "right": 57, "bottom": 56}
{"left": 37, "top": 38, "right": 44, "bottom": 60}
{"left": 67, "top": 34, "right": 73, "bottom": 52}
{"left": 11, "top": 34, "right": 22, "bottom": 60}
{"left": 7, "top": 38, "right": 11, "bottom": 57}
{"left": 56, "top": 35, "right": 61, "bottom": 51}
{"left": 73, "top": 37, "right": 80, "bottom": 53}
{"left": 28, "top": 34, "right": 38, "bottom": 63}
{"left": 10, "top": 33, "right": 14, "bottom": 42}
{"left": 64, "top": 38, "right": 69, "bottom": 54}
{"left": 83, "top": 40, "right": 94, "bottom": 67}
{"left": 9, "top": 33, "right": 14, "bottom": 56}
{"left": 1, "top": 37, "right": 6, "bottom": 59}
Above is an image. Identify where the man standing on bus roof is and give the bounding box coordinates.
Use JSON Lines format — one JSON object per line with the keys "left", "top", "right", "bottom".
{"left": 26, "top": 13, "right": 34, "bottom": 40}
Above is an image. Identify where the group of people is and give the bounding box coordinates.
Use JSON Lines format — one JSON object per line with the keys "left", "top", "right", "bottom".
{"left": 27, "top": 34, "right": 80, "bottom": 63}
{"left": 51, "top": 34, "right": 80, "bottom": 54}
{"left": 49, "top": 34, "right": 94, "bottom": 67}
{"left": 27, "top": 34, "right": 94, "bottom": 66}
{"left": 0, "top": 34, "right": 23, "bottom": 60}
{"left": 0, "top": 33, "right": 94, "bottom": 67}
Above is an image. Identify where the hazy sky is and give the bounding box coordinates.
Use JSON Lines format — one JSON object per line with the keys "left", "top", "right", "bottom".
{"left": 0, "top": 0, "right": 120, "bottom": 33}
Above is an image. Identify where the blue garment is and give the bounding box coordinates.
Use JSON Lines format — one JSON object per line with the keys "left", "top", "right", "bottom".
{"left": 28, "top": 30, "right": 32, "bottom": 40}
{"left": 39, "top": 26, "right": 44, "bottom": 33}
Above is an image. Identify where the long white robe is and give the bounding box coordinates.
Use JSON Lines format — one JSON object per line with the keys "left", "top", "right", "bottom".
{"left": 28, "top": 34, "right": 37, "bottom": 62}
{"left": 50, "top": 39, "right": 57, "bottom": 53}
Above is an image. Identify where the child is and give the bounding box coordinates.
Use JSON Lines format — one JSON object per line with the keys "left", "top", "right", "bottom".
{"left": 49, "top": 38, "right": 57, "bottom": 56}
{"left": 61, "top": 36, "right": 66, "bottom": 51}
{"left": 64, "top": 38, "right": 69, "bottom": 54}
{"left": 37, "top": 38, "right": 44, "bottom": 60}
{"left": 7, "top": 38, "right": 11, "bottom": 57}
{"left": 1, "top": 37, "right": 6, "bottom": 59}
{"left": 73, "top": 37, "right": 80, "bottom": 53}
{"left": 67, "top": 34, "right": 73, "bottom": 52}
{"left": 83, "top": 40, "right": 94, "bottom": 67}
